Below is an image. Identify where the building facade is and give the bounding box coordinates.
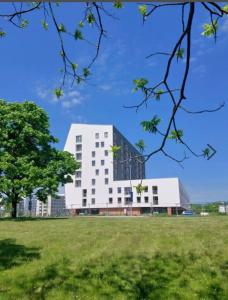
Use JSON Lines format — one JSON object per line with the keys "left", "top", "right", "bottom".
{"left": 64, "top": 124, "right": 190, "bottom": 215}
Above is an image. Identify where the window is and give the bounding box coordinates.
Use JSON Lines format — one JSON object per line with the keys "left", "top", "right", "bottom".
{"left": 118, "top": 197, "right": 122, "bottom": 204}
{"left": 144, "top": 196, "right": 149, "bottom": 203}
{"left": 92, "top": 179, "right": 96, "bottom": 185}
{"left": 75, "top": 171, "right": 81, "bottom": 178}
{"left": 92, "top": 160, "right": 95, "bottom": 166}
{"left": 95, "top": 142, "right": 99, "bottom": 148}
{"left": 124, "top": 187, "right": 132, "bottom": 195}
{"left": 77, "top": 162, "right": 82, "bottom": 169}
{"left": 76, "top": 135, "right": 82, "bottom": 143}
{"left": 101, "top": 142, "right": 104, "bottom": 147}
{"left": 152, "top": 186, "right": 158, "bottom": 195}
{"left": 95, "top": 169, "right": 99, "bottom": 176}
{"left": 95, "top": 133, "right": 99, "bottom": 139}
{"left": 125, "top": 197, "right": 130, "bottom": 205}
{"left": 104, "top": 150, "right": 109, "bottom": 156}
{"left": 82, "top": 199, "right": 87, "bottom": 207}
{"left": 92, "top": 151, "right": 96, "bottom": 157}
{"left": 104, "top": 132, "right": 108, "bottom": 138}
{"left": 76, "top": 144, "right": 82, "bottom": 151}
{"left": 82, "top": 189, "right": 87, "bottom": 197}
{"left": 91, "top": 188, "right": 95, "bottom": 195}
{"left": 117, "top": 187, "right": 121, "bottom": 194}
{"left": 105, "top": 178, "right": 109, "bottom": 185}
{"left": 137, "top": 196, "right": 141, "bottom": 203}
{"left": 153, "top": 196, "right": 159, "bottom": 205}
{"left": 109, "top": 198, "right": 113, "bottom": 204}
{"left": 91, "top": 198, "right": 95, "bottom": 205}
{"left": 76, "top": 153, "right": 82, "bottom": 160}
{"left": 109, "top": 188, "right": 113, "bottom": 194}
{"left": 105, "top": 168, "right": 109, "bottom": 175}
{"left": 75, "top": 180, "right": 81, "bottom": 187}
{"left": 144, "top": 186, "right": 148, "bottom": 193}
{"left": 101, "top": 160, "right": 105, "bottom": 166}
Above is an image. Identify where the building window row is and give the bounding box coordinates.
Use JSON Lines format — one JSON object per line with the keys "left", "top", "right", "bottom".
{"left": 81, "top": 196, "right": 159, "bottom": 207}
{"left": 95, "top": 132, "right": 108, "bottom": 139}
{"left": 95, "top": 142, "right": 105, "bottom": 148}
{"left": 91, "top": 160, "right": 105, "bottom": 166}
{"left": 91, "top": 150, "right": 109, "bottom": 157}
{"left": 137, "top": 196, "right": 159, "bottom": 205}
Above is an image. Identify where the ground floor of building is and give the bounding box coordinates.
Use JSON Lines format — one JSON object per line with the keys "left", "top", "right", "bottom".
{"left": 71, "top": 206, "right": 185, "bottom": 216}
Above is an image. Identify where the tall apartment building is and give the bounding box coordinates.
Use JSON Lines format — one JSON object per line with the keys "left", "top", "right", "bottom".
{"left": 64, "top": 124, "right": 190, "bottom": 215}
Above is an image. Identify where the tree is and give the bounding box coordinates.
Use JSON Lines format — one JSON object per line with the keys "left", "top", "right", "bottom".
{"left": 0, "top": 2, "right": 227, "bottom": 166}
{"left": 0, "top": 100, "right": 79, "bottom": 218}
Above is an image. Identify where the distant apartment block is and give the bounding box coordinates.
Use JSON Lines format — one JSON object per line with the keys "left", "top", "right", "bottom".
{"left": 18, "top": 194, "right": 65, "bottom": 217}
{"left": 64, "top": 124, "right": 190, "bottom": 215}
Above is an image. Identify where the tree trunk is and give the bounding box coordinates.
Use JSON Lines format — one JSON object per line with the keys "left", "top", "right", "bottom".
{"left": 11, "top": 199, "right": 17, "bottom": 219}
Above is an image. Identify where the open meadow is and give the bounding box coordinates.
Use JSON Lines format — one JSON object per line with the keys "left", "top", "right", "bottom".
{"left": 0, "top": 216, "right": 228, "bottom": 300}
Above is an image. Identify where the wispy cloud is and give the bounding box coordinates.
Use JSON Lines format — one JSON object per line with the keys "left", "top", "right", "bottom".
{"left": 36, "top": 83, "right": 88, "bottom": 109}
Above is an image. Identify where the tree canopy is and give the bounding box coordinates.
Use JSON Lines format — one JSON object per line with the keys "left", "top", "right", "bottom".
{"left": 0, "top": 100, "right": 79, "bottom": 217}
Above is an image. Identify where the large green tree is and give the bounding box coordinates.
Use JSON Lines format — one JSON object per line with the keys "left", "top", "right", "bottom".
{"left": 0, "top": 100, "right": 79, "bottom": 218}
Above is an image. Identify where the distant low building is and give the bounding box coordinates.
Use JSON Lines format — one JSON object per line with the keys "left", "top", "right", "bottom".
{"left": 219, "top": 203, "right": 228, "bottom": 214}
{"left": 18, "top": 194, "right": 65, "bottom": 217}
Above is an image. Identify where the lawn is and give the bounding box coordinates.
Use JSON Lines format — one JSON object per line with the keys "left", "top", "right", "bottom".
{"left": 0, "top": 216, "right": 228, "bottom": 300}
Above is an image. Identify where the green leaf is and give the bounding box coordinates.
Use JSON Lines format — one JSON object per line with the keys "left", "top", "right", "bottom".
{"left": 83, "top": 68, "right": 90, "bottom": 77}
{"left": 41, "top": 20, "right": 48, "bottom": 30}
{"left": 58, "top": 23, "right": 66, "bottom": 32}
{"left": 134, "top": 183, "right": 147, "bottom": 195}
{"left": 223, "top": 4, "right": 228, "bottom": 13}
{"left": 135, "top": 139, "right": 145, "bottom": 153}
{"left": 110, "top": 145, "right": 121, "bottom": 158}
{"left": 60, "top": 51, "right": 64, "bottom": 57}
{"left": 154, "top": 89, "right": 164, "bottom": 100}
{"left": 201, "top": 20, "right": 218, "bottom": 37}
{"left": 175, "top": 48, "right": 184, "bottom": 59}
{"left": 71, "top": 63, "right": 78, "bottom": 71}
{"left": 141, "top": 116, "right": 161, "bottom": 134}
{"left": 20, "top": 20, "right": 29, "bottom": 29}
{"left": 76, "top": 77, "right": 82, "bottom": 84}
{"left": 0, "top": 31, "right": 6, "bottom": 38}
{"left": 79, "top": 21, "right": 84, "bottom": 28}
{"left": 203, "top": 147, "right": 211, "bottom": 158}
{"left": 133, "top": 78, "right": 148, "bottom": 92}
{"left": 74, "top": 29, "right": 83, "bottom": 40}
{"left": 54, "top": 88, "right": 63, "bottom": 98}
{"left": 138, "top": 5, "right": 147, "bottom": 16}
{"left": 86, "top": 13, "right": 95, "bottom": 24}
{"left": 113, "top": 1, "right": 123, "bottom": 9}
{"left": 168, "top": 130, "right": 184, "bottom": 142}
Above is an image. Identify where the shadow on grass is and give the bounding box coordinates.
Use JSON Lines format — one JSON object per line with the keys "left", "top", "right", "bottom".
{"left": 15, "top": 252, "right": 227, "bottom": 300}
{"left": 0, "top": 217, "right": 69, "bottom": 222}
{"left": 0, "top": 239, "right": 40, "bottom": 271}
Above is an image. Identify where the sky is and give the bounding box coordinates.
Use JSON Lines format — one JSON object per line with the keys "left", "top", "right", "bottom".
{"left": 0, "top": 2, "right": 228, "bottom": 203}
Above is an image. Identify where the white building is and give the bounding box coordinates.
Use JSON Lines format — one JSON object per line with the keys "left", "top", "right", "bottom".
{"left": 18, "top": 194, "right": 65, "bottom": 217}
{"left": 64, "top": 124, "right": 190, "bottom": 215}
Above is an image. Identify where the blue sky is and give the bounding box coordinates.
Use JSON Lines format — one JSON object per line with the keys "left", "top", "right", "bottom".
{"left": 1, "top": 3, "right": 228, "bottom": 203}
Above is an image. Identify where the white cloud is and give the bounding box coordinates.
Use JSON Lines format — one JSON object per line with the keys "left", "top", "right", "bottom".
{"left": 191, "top": 64, "right": 206, "bottom": 76}
{"left": 36, "top": 83, "right": 87, "bottom": 109}
{"left": 100, "top": 84, "right": 112, "bottom": 91}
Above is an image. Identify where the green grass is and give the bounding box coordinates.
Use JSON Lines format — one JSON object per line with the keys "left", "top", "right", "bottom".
{"left": 0, "top": 216, "right": 228, "bottom": 300}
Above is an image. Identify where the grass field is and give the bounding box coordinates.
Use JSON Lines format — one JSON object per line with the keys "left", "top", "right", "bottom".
{"left": 0, "top": 216, "right": 228, "bottom": 300}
